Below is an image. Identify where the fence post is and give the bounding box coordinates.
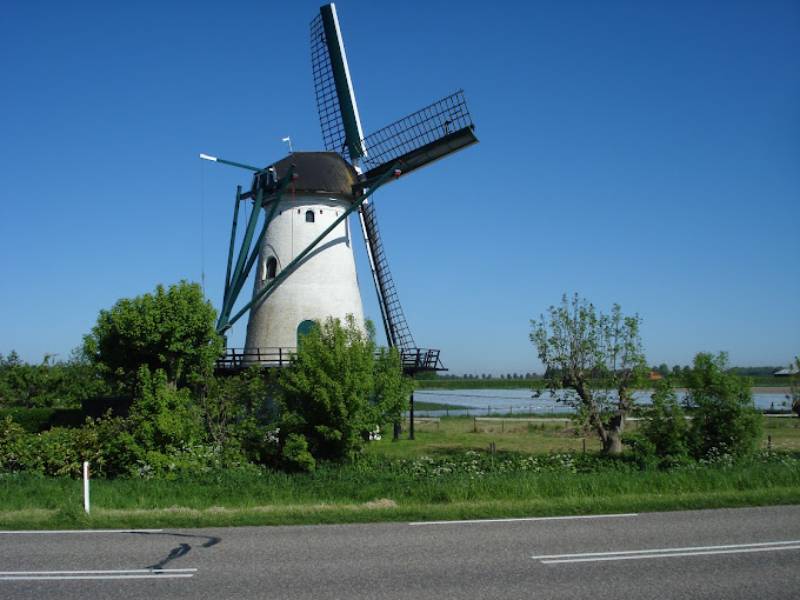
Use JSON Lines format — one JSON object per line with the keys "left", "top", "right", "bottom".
{"left": 409, "top": 392, "right": 415, "bottom": 440}
{"left": 473, "top": 416, "right": 477, "bottom": 433}
{"left": 83, "top": 461, "right": 90, "bottom": 514}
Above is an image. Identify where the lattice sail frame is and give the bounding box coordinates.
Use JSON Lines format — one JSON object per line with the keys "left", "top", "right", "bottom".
{"left": 310, "top": 9, "right": 365, "bottom": 163}
{"left": 360, "top": 90, "right": 474, "bottom": 175}
{"left": 310, "top": 4, "right": 476, "bottom": 362}
{"left": 311, "top": 14, "right": 349, "bottom": 159}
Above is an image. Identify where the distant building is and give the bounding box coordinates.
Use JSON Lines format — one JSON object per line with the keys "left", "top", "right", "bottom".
{"left": 774, "top": 366, "right": 799, "bottom": 377}
{"left": 647, "top": 371, "right": 664, "bottom": 381}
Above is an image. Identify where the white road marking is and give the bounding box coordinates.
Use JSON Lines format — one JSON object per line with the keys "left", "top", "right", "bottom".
{"left": 534, "top": 540, "right": 800, "bottom": 564}
{"left": 410, "top": 513, "right": 638, "bottom": 526}
{"left": 0, "top": 569, "right": 197, "bottom": 575}
{"left": 0, "top": 568, "right": 197, "bottom": 581}
{"left": 0, "top": 529, "right": 163, "bottom": 535}
{"left": 1, "top": 574, "right": 195, "bottom": 581}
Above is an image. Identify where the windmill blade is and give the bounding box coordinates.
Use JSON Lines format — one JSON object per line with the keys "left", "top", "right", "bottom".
{"left": 358, "top": 200, "right": 417, "bottom": 350}
{"left": 310, "top": 4, "right": 365, "bottom": 162}
{"left": 311, "top": 3, "right": 415, "bottom": 351}
{"left": 359, "top": 90, "right": 477, "bottom": 182}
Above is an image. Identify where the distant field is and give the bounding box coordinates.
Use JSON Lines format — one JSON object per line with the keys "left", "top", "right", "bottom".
{"left": 378, "top": 414, "right": 800, "bottom": 457}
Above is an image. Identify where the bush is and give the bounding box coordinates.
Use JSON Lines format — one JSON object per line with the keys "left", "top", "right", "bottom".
{"left": 277, "top": 316, "right": 411, "bottom": 462}
{"left": 281, "top": 433, "right": 316, "bottom": 473}
{"left": 639, "top": 380, "right": 690, "bottom": 468}
{"left": 0, "top": 350, "right": 109, "bottom": 409}
{"left": 128, "top": 366, "right": 203, "bottom": 453}
{"left": 686, "top": 353, "right": 762, "bottom": 459}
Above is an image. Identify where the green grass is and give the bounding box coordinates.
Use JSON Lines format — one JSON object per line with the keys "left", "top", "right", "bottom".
{"left": 2, "top": 461, "right": 798, "bottom": 529}
{"left": 381, "top": 415, "right": 800, "bottom": 456}
{"left": 2, "top": 415, "right": 798, "bottom": 530}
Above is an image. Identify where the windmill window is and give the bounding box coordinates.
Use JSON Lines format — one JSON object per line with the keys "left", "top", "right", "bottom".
{"left": 305, "top": 210, "right": 315, "bottom": 223}
{"left": 263, "top": 256, "right": 277, "bottom": 280}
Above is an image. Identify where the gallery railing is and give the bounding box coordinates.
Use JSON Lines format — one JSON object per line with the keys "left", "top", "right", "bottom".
{"left": 216, "top": 347, "right": 443, "bottom": 374}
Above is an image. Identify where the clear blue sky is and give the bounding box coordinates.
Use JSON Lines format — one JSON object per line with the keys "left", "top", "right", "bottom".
{"left": 1, "top": 0, "right": 798, "bottom": 375}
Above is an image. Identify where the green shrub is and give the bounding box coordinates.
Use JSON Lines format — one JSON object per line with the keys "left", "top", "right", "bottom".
{"left": 128, "top": 366, "right": 203, "bottom": 453}
{"left": 281, "top": 433, "right": 316, "bottom": 472}
{"left": 621, "top": 433, "right": 658, "bottom": 469}
{"left": 132, "top": 443, "right": 260, "bottom": 479}
{"left": 277, "top": 316, "right": 411, "bottom": 462}
{"left": 686, "top": 353, "right": 762, "bottom": 459}
{"left": 0, "top": 350, "right": 108, "bottom": 409}
{"left": 639, "top": 380, "right": 690, "bottom": 468}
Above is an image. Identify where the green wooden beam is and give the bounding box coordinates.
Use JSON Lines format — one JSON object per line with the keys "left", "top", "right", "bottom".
{"left": 217, "top": 167, "right": 296, "bottom": 333}
{"left": 220, "top": 164, "right": 399, "bottom": 333}
{"left": 218, "top": 186, "right": 262, "bottom": 330}
{"left": 226, "top": 189, "right": 284, "bottom": 313}
{"left": 224, "top": 185, "right": 242, "bottom": 293}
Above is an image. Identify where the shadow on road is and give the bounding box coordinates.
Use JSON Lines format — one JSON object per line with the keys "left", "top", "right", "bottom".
{"left": 127, "top": 530, "right": 221, "bottom": 570}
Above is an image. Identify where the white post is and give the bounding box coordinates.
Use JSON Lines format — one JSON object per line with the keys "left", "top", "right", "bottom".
{"left": 83, "top": 461, "right": 90, "bottom": 514}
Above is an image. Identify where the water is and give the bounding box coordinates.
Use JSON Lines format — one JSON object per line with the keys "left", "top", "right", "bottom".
{"left": 410, "top": 388, "right": 791, "bottom": 418}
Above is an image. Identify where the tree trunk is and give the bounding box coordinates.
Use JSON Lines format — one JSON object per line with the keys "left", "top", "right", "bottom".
{"left": 602, "top": 413, "right": 625, "bottom": 455}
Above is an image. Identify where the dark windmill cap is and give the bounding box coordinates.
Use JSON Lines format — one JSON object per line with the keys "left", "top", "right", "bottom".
{"left": 269, "top": 151, "right": 359, "bottom": 199}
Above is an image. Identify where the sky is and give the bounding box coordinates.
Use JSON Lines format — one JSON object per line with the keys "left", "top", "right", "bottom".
{"left": 1, "top": 0, "right": 798, "bottom": 375}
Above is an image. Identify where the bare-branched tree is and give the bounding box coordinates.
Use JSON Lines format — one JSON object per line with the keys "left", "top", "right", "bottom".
{"left": 531, "top": 294, "right": 648, "bottom": 455}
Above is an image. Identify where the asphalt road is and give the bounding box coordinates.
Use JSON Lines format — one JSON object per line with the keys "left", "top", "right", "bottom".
{"left": 2, "top": 505, "right": 800, "bottom": 599}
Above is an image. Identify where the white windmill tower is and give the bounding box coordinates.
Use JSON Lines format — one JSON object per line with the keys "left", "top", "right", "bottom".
{"left": 207, "top": 3, "right": 478, "bottom": 374}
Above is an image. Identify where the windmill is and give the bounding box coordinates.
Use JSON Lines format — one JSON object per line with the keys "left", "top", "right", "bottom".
{"left": 208, "top": 3, "right": 477, "bottom": 374}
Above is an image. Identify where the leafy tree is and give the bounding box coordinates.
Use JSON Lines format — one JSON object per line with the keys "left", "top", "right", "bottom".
{"left": 83, "top": 281, "right": 222, "bottom": 392}
{"left": 531, "top": 293, "right": 648, "bottom": 455}
{"left": 277, "top": 316, "right": 412, "bottom": 463}
{"left": 685, "top": 352, "right": 761, "bottom": 459}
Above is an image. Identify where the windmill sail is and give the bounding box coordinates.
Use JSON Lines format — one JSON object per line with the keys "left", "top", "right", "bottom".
{"left": 310, "top": 5, "right": 365, "bottom": 161}
{"left": 311, "top": 3, "right": 419, "bottom": 351}
{"left": 359, "top": 90, "right": 477, "bottom": 181}
{"left": 359, "top": 199, "right": 417, "bottom": 350}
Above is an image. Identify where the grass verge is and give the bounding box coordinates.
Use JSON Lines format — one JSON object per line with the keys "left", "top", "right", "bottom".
{"left": 2, "top": 459, "right": 798, "bottom": 530}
